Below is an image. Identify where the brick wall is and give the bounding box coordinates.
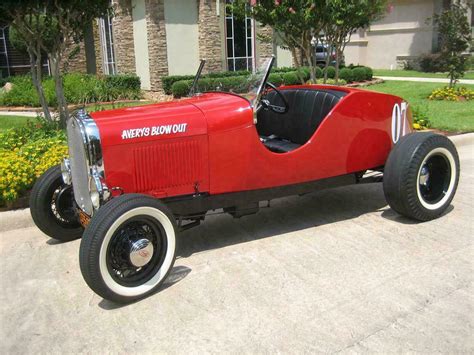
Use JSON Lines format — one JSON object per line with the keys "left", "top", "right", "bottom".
{"left": 198, "top": 0, "right": 224, "bottom": 72}
{"left": 256, "top": 24, "right": 274, "bottom": 63}
{"left": 63, "top": 41, "right": 87, "bottom": 73}
{"left": 112, "top": 0, "right": 136, "bottom": 74}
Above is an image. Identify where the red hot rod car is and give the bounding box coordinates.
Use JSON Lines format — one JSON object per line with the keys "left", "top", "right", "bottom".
{"left": 30, "top": 57, "right": 460, "bottom": 303}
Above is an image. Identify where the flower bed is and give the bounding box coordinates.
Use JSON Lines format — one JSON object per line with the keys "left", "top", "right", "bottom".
{"left": 0, "top": 118, "right": 67, "bottom": 207}
{"left": 428, "top": 87, "right": 474, "bottom": 101}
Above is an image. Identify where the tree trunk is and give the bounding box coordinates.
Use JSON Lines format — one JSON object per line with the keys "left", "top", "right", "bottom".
{"left": 449, "top": 69, "right": 455, "bottom": 88}
{"left": 28, "top": 49, "right": 52, "bottom": 122}
{"left": 291, "top": 48, "right": 306, "bottom": 84}
{"left": 323, "top": 52, "right": 330, "bottom": 83}
{"left": 335, "top": 46, "right": 341, "bottom": 84}
{"left": 302, "top": 47, "right": 316, "bottom": 83}
{"left": 49, "top": 53, "right": 69, "bottom": 127}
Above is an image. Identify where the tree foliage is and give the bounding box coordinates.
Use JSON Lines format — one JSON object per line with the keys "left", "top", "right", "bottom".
{"left": 0, "top": 0, "right": 111, "bottom": 125}
{"left": 432, "top": 0, "right": 472, "bottom": 87}
{"left": 322, "top": 0, "right": 387, "bottom": 82}
{"left": 231, "top": 0, "right": 387, "bottom": 83}
{"left": 232, "top": 0, "right": 326, "bottom": 83}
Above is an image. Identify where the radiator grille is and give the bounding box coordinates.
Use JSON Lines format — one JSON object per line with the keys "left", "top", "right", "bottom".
{"left": 133, "top": 140, "right": 203, "bottom": 193}
{"left": 67, "top": 117, "right": 93, "bottom": 215}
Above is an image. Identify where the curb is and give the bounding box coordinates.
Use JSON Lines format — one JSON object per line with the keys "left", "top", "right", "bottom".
{"left": 449, "top": 132, "right": 474, "bottom": 147}
{"left": 0, "top": 208, "right": 35, "bottom": 232}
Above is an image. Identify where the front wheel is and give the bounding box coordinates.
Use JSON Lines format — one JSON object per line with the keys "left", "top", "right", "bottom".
{"left": 30, "top": 165, "right": 83, "bottom": 241}
{"left": 79, "top": 194, "right": 177, "bottom": 303}
{"left": 383, "top": 132, "right": 460, "bottom": 221}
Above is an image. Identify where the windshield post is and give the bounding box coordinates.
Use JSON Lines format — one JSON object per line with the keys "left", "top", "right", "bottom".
{"left": 254, "top": 55, "right": 275, "bottom": 106}
{"left": 189, "top": 59, "right": 206, "bottom": 97}
{"left": 252, "top": 56, "right": 275, "bottom": 123}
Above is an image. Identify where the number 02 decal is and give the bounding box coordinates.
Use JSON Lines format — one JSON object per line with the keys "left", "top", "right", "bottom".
{"left": 391, "top": 102, "right": 408, "bottom": 144}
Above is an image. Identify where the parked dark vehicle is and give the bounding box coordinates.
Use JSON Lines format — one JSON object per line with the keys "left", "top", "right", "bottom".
{"left": 315, "top": 44, "right": 345, "bottom": 67}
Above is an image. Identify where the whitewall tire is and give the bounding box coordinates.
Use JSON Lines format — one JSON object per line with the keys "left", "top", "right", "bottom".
{"left": 383, "top": 133, "right": 460, "bottom": 221}
{"left": 79, "top": 194, "right": 177, "bottom": 303}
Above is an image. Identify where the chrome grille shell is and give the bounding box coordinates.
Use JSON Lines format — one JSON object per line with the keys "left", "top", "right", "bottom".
{"left": 67, "top": 110, "right": 104, "bottom": 216}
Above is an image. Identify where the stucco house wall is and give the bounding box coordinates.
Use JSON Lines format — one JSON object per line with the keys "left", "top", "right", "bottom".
{"left": 344, "top": 0, "right": 472, "bottom": 69}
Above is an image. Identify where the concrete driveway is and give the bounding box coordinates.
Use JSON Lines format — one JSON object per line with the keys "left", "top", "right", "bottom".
{"left": 1, "top": 134, "right": 473, "bottom": 353}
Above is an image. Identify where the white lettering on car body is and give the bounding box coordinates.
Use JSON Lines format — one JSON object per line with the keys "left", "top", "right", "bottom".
{"left": 121, "top": 123, "right": 188, "bottom": 140}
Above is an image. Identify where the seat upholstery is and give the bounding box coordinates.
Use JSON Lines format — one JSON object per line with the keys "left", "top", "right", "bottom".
{"left": 257, "top": 88, "right": 346, "bottom": 153}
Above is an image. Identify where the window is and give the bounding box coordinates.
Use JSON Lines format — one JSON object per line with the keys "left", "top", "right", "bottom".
{"left": 98, "top": 16, "right": 116, "bottom": 75}
{"left": 0, "top": 26, "right": 50, "bottom": 78}
{"left": 225, "top": 0, "right": 255, "bottom": 71}
{"left": 0, "top": 27, "right": 10, "bottom": 78}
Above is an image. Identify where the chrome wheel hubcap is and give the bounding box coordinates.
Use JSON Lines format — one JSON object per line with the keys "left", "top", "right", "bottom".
{"left": 419, "top": 165, "right": 430, "bottom": 187}
{"left": 129, "top": 239, "right": 154, "bottom": 267}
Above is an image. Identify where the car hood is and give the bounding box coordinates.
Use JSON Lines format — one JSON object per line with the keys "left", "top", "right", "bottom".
{"left": 89, "top": 100, "right": 207, "bottom": 147}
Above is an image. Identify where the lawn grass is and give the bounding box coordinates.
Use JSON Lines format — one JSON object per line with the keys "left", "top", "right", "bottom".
{"left": 0, "top": 115, "right": 32, "bottom": 131}
{"left": 373, "top": 69, "right": 474, "bottom": 80}
{"left": 366, "top": 81, "right": 474, "bottom": 132}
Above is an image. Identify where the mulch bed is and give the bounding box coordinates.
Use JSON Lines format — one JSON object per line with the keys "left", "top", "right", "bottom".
{"left": 0, "top": 191, "right": 30, "bottom": 212}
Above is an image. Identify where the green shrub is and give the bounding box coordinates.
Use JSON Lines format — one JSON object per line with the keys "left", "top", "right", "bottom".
{"left": 162, "top": 75, "right": 195, "bottom": 95}
{"left": 317, "top": 78, "right": 347, "bottom": 86}
{"left": 0, "top": 76, "right": 10, "bottom": 88}
{"left": 0, "top": 73, "right": 141, "bottom": 107}
{"left": 171, "top": 80, "right": 192, "bottom": 98}
{"left": 352, "top": 67, "right": 367, "bottom": 82}
{"left": 411, "top": 106, "right": 431, "bottom": 130}
{"left": 418, "top": 53, "right": 447, "bottom": 73}
{"left": 162, "top": 70, "right": 251, "bottom": 95}
{"left": 339, "top": 68, "right": 354, "bottom": 83}
{"left": 0, "top": 117, "right": 64, "bottom": 150}
{"left": 467, "top": 55, "right": 474, "bottom": 70}
{"left": 315, "top": 67, "right": 323, "bottom": 79}
{"left": 282, "top": 72, "right": 300, "bottom": 85}
{"left": 207, "top": 70, "right": 250, "bottom": 78}
{"left": 363, "top": 67, "right": 373, "bottom": 80}
{"left": 102, "top": 74, "right": 141, "bottom": 101}
{"left": 0, "top": 75, "right": 41, "bottom": 106}
{"left": 221, "top": 76, "right": 248, "bottom": 92}
{"left": 293, "top": 67, "right": 314, "bottom": 82}
{"left": 273, "top": 66, "right": 296, "bottom": 73}
{"left": 324, "top": 66, "right": 336, "bottom": 79}
{"left": 268, "top": 73, "right": 284, "bottom": 86}
{"left": 63, "top": 73, "right": 102, "bottom": 104}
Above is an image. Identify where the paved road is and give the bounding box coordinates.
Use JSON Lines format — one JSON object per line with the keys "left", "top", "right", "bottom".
{"left": 1, "top": 134, "right": 473, "bottom": 353}
{"left": 377, "top": 76, "right": 474, "bottom": 85}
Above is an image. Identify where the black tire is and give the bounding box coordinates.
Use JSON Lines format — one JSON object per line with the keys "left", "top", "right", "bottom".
{"left": 30, "top": 165, "right": 83, "bottom": 241}
{"left": 383, "top": 132, "right": 460, "bottom": 221}
{"left": 79, "top": 194, "right": 177, "bottom": 303}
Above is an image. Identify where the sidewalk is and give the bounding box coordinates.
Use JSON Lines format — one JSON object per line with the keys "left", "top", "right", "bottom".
{"left": 0, "top": 111, "right": 38, "bottom": 117}
{"left": 377, "top": 76, "right": 474, "bottom": 85}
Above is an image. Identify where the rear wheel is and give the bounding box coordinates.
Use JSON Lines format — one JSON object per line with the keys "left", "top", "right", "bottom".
{"left": 383, "top": 133, "right": 460, "bottom": 221}
{"left": 30, "top": 165, "right": 83, "bottom": 241}
{"left": 79, "top": 194, "right": 177, "bottom": 303}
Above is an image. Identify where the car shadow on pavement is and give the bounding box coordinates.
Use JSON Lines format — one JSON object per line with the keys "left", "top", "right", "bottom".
{"left": 380, "top": 204, "right": 454, "bottom": 224}
{"left": 46, "top": 238, "right": 76, "bottom": 245}
{"left": 177, "top": 183, "right": 391, "bottom": 259}
{"left": 97, "top": 265, "right": 192, "bottom": 310}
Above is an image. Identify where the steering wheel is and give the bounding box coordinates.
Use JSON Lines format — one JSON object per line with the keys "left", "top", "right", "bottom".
{"left": 259, "top": 82, "right": 289, "bottom": 114}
